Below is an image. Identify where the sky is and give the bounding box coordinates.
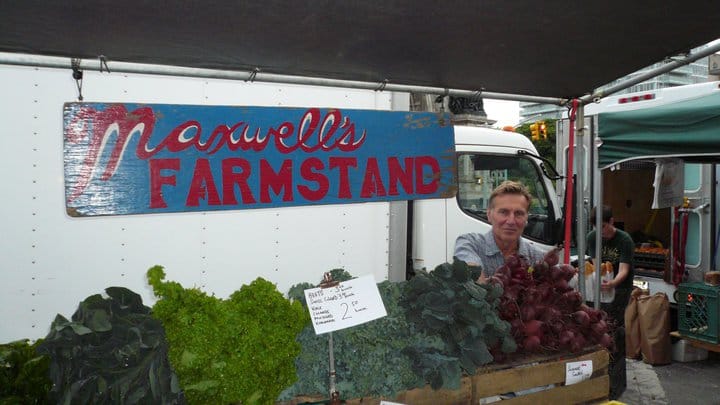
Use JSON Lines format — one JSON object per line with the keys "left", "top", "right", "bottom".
{"left": 484, "top": 99, "right": 520, "bottom": 128}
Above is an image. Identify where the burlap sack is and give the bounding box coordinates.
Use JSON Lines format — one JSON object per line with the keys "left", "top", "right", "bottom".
{"left": 624, "top": 288, "right": 645, "bottom": 359}
{"left": 637, "top": 292, "right": 672, "bottom": 365}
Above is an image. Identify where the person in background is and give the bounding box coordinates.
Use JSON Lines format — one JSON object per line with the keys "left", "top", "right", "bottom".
{"left": 454, "top": 180, "right": 544, "bottom": 282}
{"left": 586, "top": 205, "right": 635, "bottom": 327}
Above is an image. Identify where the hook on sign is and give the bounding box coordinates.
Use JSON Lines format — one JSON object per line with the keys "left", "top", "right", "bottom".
{"left": 98, "top": 55, "right": 111, "bottom": 73}
{"left": 71, "top": 58, "right": 83, "bottom": 101}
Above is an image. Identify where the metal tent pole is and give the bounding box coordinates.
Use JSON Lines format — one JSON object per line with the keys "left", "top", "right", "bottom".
{"left": 575, "top": 103, "right": 587, "bottom": 298}
{"left": 593, "top": 135, "right": 604, "bottom": 310}
{"left": 583, "top": 41, "right": 720, "bottom": 103}
{"left": 0, "top": 52, "right": 566, "bottom": 105}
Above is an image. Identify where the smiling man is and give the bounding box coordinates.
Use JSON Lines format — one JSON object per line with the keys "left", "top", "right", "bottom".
{"left": 454, "top": 180, "right": 545, "bottom": 281}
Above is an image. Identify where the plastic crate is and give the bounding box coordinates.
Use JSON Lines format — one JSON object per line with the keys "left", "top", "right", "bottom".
{"left": 677, "top": 282, "right": 720, "bottom": 344}
{"left": 633, "top": 251, "right": 670, "bottom": 272}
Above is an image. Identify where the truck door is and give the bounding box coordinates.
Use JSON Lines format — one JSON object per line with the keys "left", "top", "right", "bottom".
{"left": 677, "top": 163, "right": 713, "bottom": 282}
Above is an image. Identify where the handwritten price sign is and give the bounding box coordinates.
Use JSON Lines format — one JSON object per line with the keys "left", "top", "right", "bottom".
{"left": 565, "top": 360, "right": 593, "bottom": 385}
{"left": 304, "top": 275, "right": 387, "bottom": 334}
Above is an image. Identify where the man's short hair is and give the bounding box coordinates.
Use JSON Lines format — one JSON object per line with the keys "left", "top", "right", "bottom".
{"left": 590, "top": 205, "right": 613, "bottom": 223}
{"left": 489, "top": 180, "right": 532, "bottom": 209}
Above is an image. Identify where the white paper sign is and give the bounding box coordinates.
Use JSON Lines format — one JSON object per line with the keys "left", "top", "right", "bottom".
{"left": 304, "top": 274, "right": 387, "bottom": 334}
{"left": 565, "top": 360, "right": 593, "bottom": 385}
{"left": 652, "top": 158, "right": 684, "bottom": 209}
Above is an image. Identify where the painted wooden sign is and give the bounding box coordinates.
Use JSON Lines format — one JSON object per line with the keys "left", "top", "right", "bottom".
{"left": 63, "top": 103, "right": 455, "bottom": 216}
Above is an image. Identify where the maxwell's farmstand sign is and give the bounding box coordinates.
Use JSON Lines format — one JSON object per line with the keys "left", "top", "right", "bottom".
{"left": 63, "top": 103, "right": 456, "bottom": 216}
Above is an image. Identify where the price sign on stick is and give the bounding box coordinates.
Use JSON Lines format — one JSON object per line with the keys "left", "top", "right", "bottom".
{"left": 304, "top": 274, "right": 387, "bottom": 334}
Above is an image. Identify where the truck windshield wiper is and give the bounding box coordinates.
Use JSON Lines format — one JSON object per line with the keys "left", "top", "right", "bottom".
{"left": 517, "top": 150, "right": 564, "bottom": 181}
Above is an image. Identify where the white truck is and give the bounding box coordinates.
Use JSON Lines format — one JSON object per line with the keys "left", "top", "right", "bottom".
{"left": 1, "top": 62, "right": 562, "bottom": 343}
{"left": 556, "top": 81, "right": 720, "bottom": 303}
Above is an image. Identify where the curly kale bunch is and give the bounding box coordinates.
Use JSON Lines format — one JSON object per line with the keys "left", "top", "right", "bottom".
{"left": 0, "top": 339, "right": 51, "bottom": 404}
{"left": 281, "top": 274, "right": 441, "bottom": 400}
{"left": 147, "top": 265, "right": 309, "bottom": 404}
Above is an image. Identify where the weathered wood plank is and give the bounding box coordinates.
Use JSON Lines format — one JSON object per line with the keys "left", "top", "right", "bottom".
{"left": 279, "top": 348, "right": 610, "bottom": 405}
{"left": 492, "top": 375, "right": 610, "bottom": 405}
{"left": 472, "top": 349, "right": 609, "bottom": 399}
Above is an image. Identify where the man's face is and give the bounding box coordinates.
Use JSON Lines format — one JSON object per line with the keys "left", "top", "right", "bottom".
{"left": 600, "top": 220, "right": 614, "bottom": 239}
{"left": 488, "top": 193, "right": 529, "bottom": 245}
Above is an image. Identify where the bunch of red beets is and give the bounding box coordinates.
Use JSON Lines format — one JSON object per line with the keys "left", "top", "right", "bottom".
{"left": 490, "top": 248, "right": 614, "bottom": 357}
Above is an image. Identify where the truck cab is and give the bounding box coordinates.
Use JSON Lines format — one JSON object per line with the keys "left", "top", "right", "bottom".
{"left": 412, "top": 124, "right": 562, "bottom": 271}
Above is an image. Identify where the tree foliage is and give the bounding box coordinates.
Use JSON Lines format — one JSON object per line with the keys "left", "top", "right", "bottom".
{"left": 515, "top": 119, "right": 557, "bottom": 168}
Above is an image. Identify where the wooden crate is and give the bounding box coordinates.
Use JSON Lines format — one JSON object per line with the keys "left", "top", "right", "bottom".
{"left": 281, "top": 347, "right": 609, "bottom": 405}
{"left": 471, "top": 347, "right": 609, "bottom": 404}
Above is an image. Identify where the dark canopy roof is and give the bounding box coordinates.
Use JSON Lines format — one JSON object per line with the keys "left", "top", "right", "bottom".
{"left": 1, "top": 1, "right": 719, "bottom": 99}
{"left": 597, "top": 91, "right": 720, "bottom": 169}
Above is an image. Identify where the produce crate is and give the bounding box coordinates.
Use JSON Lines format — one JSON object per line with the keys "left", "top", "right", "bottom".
{"left": 677, "top": 282, "right": 720, "bottom": 344}
{"left": 633, "top": 250, "right": 670, "bottom": 279}
{"left": 281, "top": 347, "right": 609, "bottom": 405}
{"left": 470, "top": 347, "right": 609, "bottom": 405}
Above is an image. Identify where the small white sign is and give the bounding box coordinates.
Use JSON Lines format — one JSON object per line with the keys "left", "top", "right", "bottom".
{"left": 652, "top": 158, "right": 684, "bottom": 209}
{"left": 380, "top": 401, "right": 406, "bottom": 405}
{"left": 304, "top": 274, "right": 387, "bottom": 334}
{"left": 565, "top": 360, "right": 593, "bottom": 385}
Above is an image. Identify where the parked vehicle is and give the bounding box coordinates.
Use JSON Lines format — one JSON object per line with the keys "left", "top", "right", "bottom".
{"left": 556, "top": 81, "right": 720, "bottom": 303}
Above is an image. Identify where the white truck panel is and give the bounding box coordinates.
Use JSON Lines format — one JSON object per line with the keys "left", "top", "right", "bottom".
{"left": 1, "top": 65, "right": 394, "bottom": 342}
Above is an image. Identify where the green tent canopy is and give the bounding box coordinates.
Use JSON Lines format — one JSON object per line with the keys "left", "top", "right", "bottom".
{"left": 597, "top": 91, "right": 720, "bottom": 169}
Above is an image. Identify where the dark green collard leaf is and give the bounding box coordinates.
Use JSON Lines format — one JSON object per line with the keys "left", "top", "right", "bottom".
{"left": 405, "top": 350, "right": 461, "bottom": 391}
{"left": 501, "top": 336, "right": 518, "bottom": 353}
{"left": 433, "top": 262, "right": 454, "bottom": 280}
{"left": 36, "top": 286, "right": 184, "bottom": 405}
{"left": 468, "top": 265, "right": 484, "bottom": 282}
{"left": 401, "top": 259, "right": 516, "bottom": 383}
{"left": 462, "top": 280, "right": 487, "bottom": 301}
{"left": 452, "top": 259, "right": 472, "bottom": 282}
{"left": 287, "top": 282, "right": 314, "bottom": 305}
{"left": 327, "top": 268, "right": 353, "bottom": 283}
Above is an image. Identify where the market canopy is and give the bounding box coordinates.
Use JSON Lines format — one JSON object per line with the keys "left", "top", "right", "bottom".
{"left": 1, "top": 1, "right": 719, "bottom": 99}
{"left": 597, "top": 91, "right": 720, "bottom": 169}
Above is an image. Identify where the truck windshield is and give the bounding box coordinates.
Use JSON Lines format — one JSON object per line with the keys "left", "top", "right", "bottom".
{"left": 456, "top": 153, "right": 555, "bottom": 243}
